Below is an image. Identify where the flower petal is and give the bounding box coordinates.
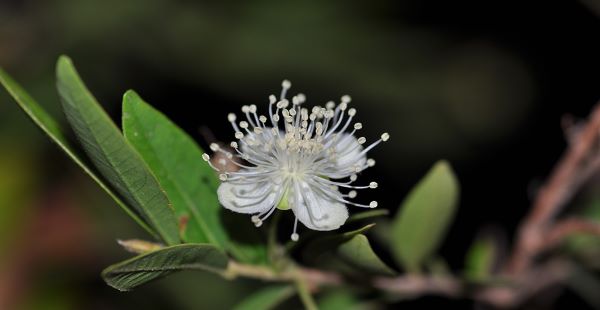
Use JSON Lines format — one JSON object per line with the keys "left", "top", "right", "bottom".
{"left": 290, "top": 180, "right": 348, "bottom": 231}
{"left": 335, "top": 134, "right": 366, "bottom": 169}
{"left": 218, "top": 180, "right": 282, "bottom": 214}
{"left": 320, "top": 134, "right": 367, "bottom": 179}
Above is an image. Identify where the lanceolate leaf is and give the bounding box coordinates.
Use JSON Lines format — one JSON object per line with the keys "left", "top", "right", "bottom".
{"left": 391, "top": 160, "right": 459, "bottom": 272}
{"left": 55, "top": 56, "right": 179, "bottom": 245}
{"left": 337, "top": 234, "right": 396, "bottom": 276}
{"left": 0, "top": 66, "right": 156, "bottom": 237}
{"left": 122, "top": 91, "right": 226, "bottom": 247}
{"left": 232, "top": 285, "right": 295, "bottom": 310}
{"left": 102, "top": 243, "right": 228, "bottom": 291}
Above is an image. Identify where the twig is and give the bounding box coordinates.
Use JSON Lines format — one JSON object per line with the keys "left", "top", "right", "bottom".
{"left": 508, "top": 103, "right": 600, "bottom": 273}
{"left": 474, "top": 259, "right": 572, "bottom": 308}
{"left": 542, "top": 218, "right": 600, "bottom": 251}
{"left": 373, "top": 275, "right": 462, "bottom": 298}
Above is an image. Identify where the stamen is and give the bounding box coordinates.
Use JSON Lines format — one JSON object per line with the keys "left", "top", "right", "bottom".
{"left": 381, "top": 132, "right": 390, "bottom": 141}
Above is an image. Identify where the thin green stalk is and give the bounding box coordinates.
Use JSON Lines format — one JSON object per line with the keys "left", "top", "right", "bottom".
{"left": 295, "top": 276, "right": 318, "bottom": 310}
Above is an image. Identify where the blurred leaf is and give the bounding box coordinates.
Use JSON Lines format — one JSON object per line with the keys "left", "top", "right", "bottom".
{"left": 232, "top": 285, "right": 295, "bottom": 310}
{"left": 122, "top": 90, "right": 227, "bottom": 248}
{"left": 56, "top": 56, "right": 179, "bottom": 245}
{"left": 426, "top": 257, "right": 451, "bottom": 276}
{"left": 464, "top": 237, "right": 495, "bottom": 282}
{"left": 337, "top": 234, "right": 395, "bottom": 276}
{"left": 566, "top": 196, "right": 600, "bottom": 267}
{"left": 0, "top": 66, "right": 156, "bottom": 237}
{"left": 347, "top": 209, "right": 390, "bottom": 223}
{"left": 566, "top": 265, "right": 600, "bottom": 309}
{"left": 391, "top": 160, "right": 459, "bottom": 272}
{"left": 102, "top": 243, "right": 228, "bottom": 291}
{"left": 318, "top": 290, "right": 363, "bottom": 310}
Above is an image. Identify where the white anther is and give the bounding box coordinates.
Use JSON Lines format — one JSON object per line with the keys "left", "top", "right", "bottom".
{"left": 269, "top": 95, "right": 276, "bottom": 104}
{"left": 339, "top": 102, "right": 348, "bottom": 111}
{"left": 254, "top": 127, "right": 263, "bottom": 134}
{"left": 273, "top": 114, "right": 280, "bottom": 122}
{"left": 297, "top": 93, "right": 306, "bottom": 103}
{"left": 202, "top": 154, "right": 210, "bottom": 161}
{"left": 235, "top": 132, "right": 244, "bottom": 139}
{"left": 326, "top": 101, "right": 335, "bottom": 109}
{"left": 348, "top": 190, "right": 357, "bottom": 198}
{"left": 348, "top": 108, "right": 356, "bottom": 116}
{"left": 228, "top": 113, "right": 236, "bottom": 122}
{"left": 241, "top": 105, "right": 250, "bottom": 113}
{"left": 341, "top": 95, "right": 352, "bottom": 103}
{"left": 357, "top": 137, "right": 366, "bottom": 144}
{"left": 290, "top": 233, "right": 299, "bottom": 241}
{"left": 282, "top": 80, "right": 291, "bottom": 89}
{"left": 367, "top": 159, "right": 376, "bottom": 167}
{"left": 251, "top": 215, "right": 259, "bottom": 223}
{"left": 369, "top": 201, "right": 378, "bottom": 208}
{"left": 354, "top": 123, "right": 363, "bottom": 130}
{"left": 381, "top": 133, "right": 390, "bottom": 141}
{"left": 255, "top": 220, "right": 263, "bottom": 227}
{"left": 259, "top": 115, "right": 267, "bottom": 123}
{"left": 210, "top": 143, "right": 220, "bottom": 151}
{"left": 350, "top": 174, "right": 358, "bottom": 182}
{"left": 369, "top": 182, "right": 378, "bottom": 189}
{"left": 219, "top": 173, "right": 228, "bottom": 181}
{"left": 239, "top": 121, "right": 249, "bottom": 129}
{"left": 249, "top": 105, "right": 257, "bottom": 113}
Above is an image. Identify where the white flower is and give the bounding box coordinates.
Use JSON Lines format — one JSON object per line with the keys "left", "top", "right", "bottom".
{"left": 203, "top": 80, "right": 389, "bottom": 241}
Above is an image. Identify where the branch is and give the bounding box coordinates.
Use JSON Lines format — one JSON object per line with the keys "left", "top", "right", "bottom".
{"left": 373, "top": 275, "right": 462, "bottom": 298}
{"left": 508, "top": 103, "right": 600, "bottom": 273}
{"left": 542, "top": 218, "right": 600, "bottom": 251}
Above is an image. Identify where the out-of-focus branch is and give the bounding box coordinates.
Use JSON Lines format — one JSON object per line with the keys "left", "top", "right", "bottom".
{"left": 542, "top": 218, "right": 600, "bottom": 251}
{"left": 228, "top": 258, "right": 572, "bottom": 308}
{"left": 508, "top": 103, "right": 600, "bottom": 274}
{"left": 373, "top": 275, "right": 462, "bottom": 298}
{"left": 474, "top": 259, "right": 572, "bottom": 308}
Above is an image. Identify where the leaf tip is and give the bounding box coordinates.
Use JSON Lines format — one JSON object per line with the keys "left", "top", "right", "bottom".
{"left": 123, "top": 89, "right": 140, "bottom": 101}
{"left": 56, "top": 55, "right": 73, "bottom": 71}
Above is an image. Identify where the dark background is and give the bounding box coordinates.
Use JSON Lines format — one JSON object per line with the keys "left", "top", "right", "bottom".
{"left": 1, "top": 0, "right": 599, "bottom": 309}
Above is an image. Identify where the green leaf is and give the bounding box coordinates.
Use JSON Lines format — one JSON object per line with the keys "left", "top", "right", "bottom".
{"left": 391, "top": 160, "right": 459, "bottom": 272}
{"left": 121, "top": 90, "right": 226, "bottom": 247}
{"left": 318, "top": 290, "right": 363, "bottom": 310}
{"left": 55, "top": 56, "right": 179, "bottom": 245}
{"left": 102, "top": 243, "right": 228, "bottom": 291}
{"left": 464, "top": 237, "right": 495, "bottom": 282}
{"left": 303, "top": 224, "right": 376, "bottom": 262}
{"left": 232, "top": 285, "right": 295, "bottom": 310}
{"left": 337, "top": 234, "right": 396, "bottom": 275}
{"left": 0, "top": 66, "right": 156, "bottom": 236}
{"left": 347, "top": 209, "right": 390, "bottom": 223}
